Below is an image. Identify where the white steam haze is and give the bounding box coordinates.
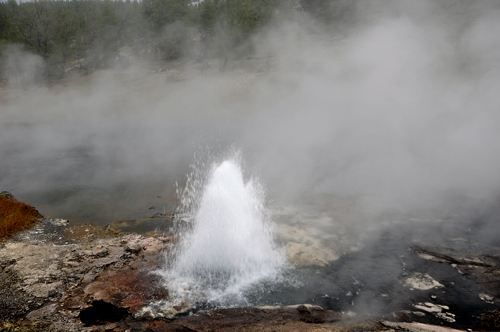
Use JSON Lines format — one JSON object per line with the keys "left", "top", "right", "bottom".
{"left": 1, "top": 1, "right": 500, "bottom": 227}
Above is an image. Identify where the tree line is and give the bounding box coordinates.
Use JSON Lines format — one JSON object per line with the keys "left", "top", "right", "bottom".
{"left": 0, "top": 0, "right": 358, "bottom": 81}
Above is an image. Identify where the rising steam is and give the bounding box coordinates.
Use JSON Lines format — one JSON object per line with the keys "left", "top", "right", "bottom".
{"left": 0, "top": 2, "right": 499, "bottom": 237}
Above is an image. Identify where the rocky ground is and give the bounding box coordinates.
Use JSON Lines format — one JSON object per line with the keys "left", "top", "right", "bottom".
{"left": 0, "top": 219, "right": 346, "bottom": 332}
{"left": 1, "top": 194, "right": 500, "bottom": 331}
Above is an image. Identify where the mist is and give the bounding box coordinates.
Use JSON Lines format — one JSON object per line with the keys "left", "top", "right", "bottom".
{"left": 1, "top": 1, "right": 500, "bottom": 231}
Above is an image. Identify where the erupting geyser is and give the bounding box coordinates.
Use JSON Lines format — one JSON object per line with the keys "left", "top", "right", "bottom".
{"left": 163, "top": 157, "right": 285, "bottom": 305}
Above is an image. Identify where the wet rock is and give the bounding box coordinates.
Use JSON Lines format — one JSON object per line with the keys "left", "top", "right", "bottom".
{"left": 105, "top": 217, "right": 175, "bottom": 234}
{"left": 436, "top": 312, "right": 456, "bottom": 323}
{"left": 479, "top": 293, "right": 495, "bottom": 304}
{"left": 138, "top": 300, "right": 191, "bottom": 320}
{"left": 404, "top": 273, "right": 444, "bottom": 290}
{"left": 392, "top": 310, "right": 430, "bottom": 322}
{"left": 47, "top": 218, "right": 69, "bottom": 226}
{"left": 382, "top": 321, "right": 466, "bottom": 332}
{"left": 285, "top": 240, "right": 340, "bottom": 266}
{"left": 294, "top": 304, "right": 332, "bottom": 323}
{"left": 279, "top": 221, "right": 343, "bottom": 266}
{"left": 413, "top": 302, "right": 456, "bottom": 323}
{"left": 412, "top": 245, "right": 500, "bottom": 298}
{"left": 151, "top": 306, "right": 342, "bottom": 331}
{"left": 83, "top": 269, "right": 168, "bottom": 313}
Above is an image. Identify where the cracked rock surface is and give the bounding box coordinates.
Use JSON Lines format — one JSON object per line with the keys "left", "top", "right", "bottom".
{"left": 2, "top": 209, "right": 500, "bottom": 331}
{"left": 0, "top": 220, "right": 171, "bottom": 331}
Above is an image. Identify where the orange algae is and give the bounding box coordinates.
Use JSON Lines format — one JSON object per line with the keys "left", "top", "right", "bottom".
{"left": 0, "top": 195, "right": 43, "bottom": 239}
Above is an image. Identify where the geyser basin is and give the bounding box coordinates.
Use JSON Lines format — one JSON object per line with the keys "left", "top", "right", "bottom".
{"left": 144, "top": 154, "right": 500, "bottom": 330}
{"left": 159, "top": 157, "right": 286, "bottom": 308}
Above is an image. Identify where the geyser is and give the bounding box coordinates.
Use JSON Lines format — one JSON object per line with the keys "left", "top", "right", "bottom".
{"left": 163, "top": 157, "right": 285, "bottom": 306}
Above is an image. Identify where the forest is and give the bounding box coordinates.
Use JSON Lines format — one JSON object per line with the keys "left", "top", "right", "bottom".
{"left": 0, "top": 0, "right": 358, "bottom": 81}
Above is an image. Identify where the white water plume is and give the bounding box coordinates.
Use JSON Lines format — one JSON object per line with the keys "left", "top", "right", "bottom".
{"left": 162, "top": 157, "right": 285, "bottom": 306}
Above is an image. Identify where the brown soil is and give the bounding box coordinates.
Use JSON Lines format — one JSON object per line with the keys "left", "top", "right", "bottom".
{"left": 0, "top": 194, "right": 42, "bottom": 239}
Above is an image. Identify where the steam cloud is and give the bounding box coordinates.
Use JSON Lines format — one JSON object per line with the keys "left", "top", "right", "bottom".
{"left": 1, "top": 1, "right": 500, "bottom": 226}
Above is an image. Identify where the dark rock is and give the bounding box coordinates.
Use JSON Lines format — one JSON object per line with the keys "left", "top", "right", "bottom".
{"left": 153, "top": 306, "right": 341, "bottom": 331}
{"left": 295, "top": 304, "right": 332, "bottom": 323}
{"left": 125, "top": 243, "right": 142, "bottom": 254}
{"left": 0, "top": 191, "right": 17, "bottom": 201}
{"left": 296, "top": 304, "right": 309, "bottom": 314}
{"left": 412, "top": 244, "right": 500, "bottom": 298}
{"left": 478, "top": 309, "right": 500, "bottom": 331}
{"left": 151, "top": 212, "right": 174, "bottom": 219}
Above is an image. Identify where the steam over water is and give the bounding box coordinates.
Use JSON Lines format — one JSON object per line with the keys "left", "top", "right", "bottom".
{"left": 162, "top": 158, "right": 285, "bottom": 306}
{"left": 2, "top": 2, "right": 500, "bottom": 326}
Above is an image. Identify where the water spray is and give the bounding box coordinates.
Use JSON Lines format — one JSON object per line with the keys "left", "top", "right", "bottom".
{"left": 161, "top": 155, "right": 285, "bottom": 307}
